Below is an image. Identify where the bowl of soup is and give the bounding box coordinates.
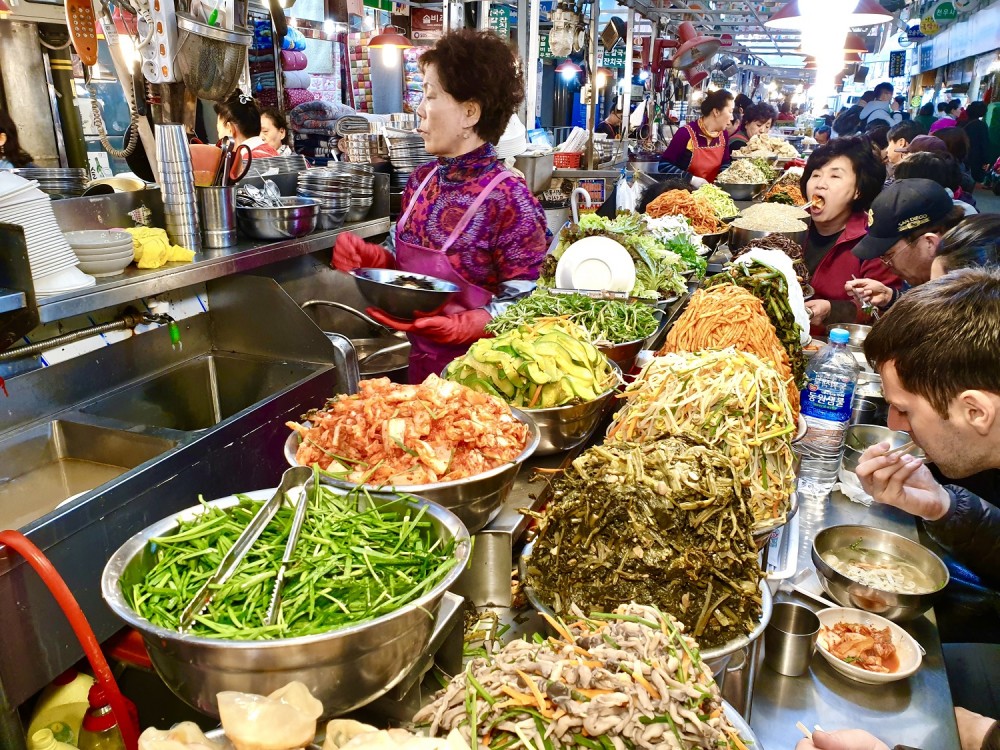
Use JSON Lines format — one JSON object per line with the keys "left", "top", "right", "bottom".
{"left": 812, "top": 525, "right": 948, "bottom": 622}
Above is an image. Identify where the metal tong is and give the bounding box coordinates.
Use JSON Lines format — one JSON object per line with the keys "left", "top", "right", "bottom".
{"left": 178, "top": 466, "right": 314, "bottom": 631}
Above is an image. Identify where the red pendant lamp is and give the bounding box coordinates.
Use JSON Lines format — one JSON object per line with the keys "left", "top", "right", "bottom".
{"left": 367, "top": 25, "right": 412, "bottom": 51}
{"left": 765, "top": 0, "right": 892, "bottom": 30}
{"left": 843, "top": 33, "right": 869, "bottom": 53}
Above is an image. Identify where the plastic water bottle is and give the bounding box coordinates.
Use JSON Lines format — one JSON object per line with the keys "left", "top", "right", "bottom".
{"left": 797, "top": 328, "right": 860, "bottom": 497}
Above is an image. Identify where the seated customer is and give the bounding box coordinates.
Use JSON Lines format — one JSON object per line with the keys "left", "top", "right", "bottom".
{"left": 931, "top": 215, "right": 1000, "bottom": 279}
{"left": 814, "top": 125, "right": 831, "bottom": 146}
{"left": 884, "top": 120, "right": 926, "bottom": 182}
{"left": 895, "top": 151, "right": 978, "bottom": 215}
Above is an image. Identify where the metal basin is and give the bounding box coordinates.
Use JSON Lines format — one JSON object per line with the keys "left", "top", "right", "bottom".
{"left": 82, "top": 353, "right": 322, "bottom": 432}
{"left": 102, "top": 488, "right": 471, "bottom": 717}
{"left": 521, "top": 363, "right": 621, "bottom": 455}
{"left": 351, "top": 336, "right": 409, "bottom": 383}
{"left": 0, "top": 420, "right": 176, "bottom": 530}
{"left": 285, "top": 409, "right": 540, "bottom": 532}
{"left": 812, "top": 524, "right": 948, "bottom": 622}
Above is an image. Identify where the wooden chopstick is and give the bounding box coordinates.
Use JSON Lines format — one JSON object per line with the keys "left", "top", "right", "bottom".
{"left": 885, "top": 440, "right": 916, "bottom": 458}
{"left": 796, "top": 722, "right": 812, "bottom": 740}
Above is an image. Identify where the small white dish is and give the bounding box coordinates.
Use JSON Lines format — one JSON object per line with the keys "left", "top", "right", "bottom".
{"left": 73, "top": 248, "right": 134, "bottom": 262}
{"left": 77, "top": 256, "right": 132, "bottom": 276}
{"left": 555, "top": 236, "right": 636, "bottom": 293}
{"left": 815, "top": 607, "right": 922, "bottom": 684}
{"left": 63, "top": 229, "right": 133, "bottom": 249}
{"left": 34, "top": 266, "right": 95, "bottom": 292}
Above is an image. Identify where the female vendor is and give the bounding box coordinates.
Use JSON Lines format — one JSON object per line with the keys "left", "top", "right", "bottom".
{"left": 799, "top": 136, "right": 901, "bottom": 334}
{"left": 657, "top": 90, "right": 734, "bottom": 187}
{"left": 213, "top": 91, "right": 280, "bottom": 159}
{"left": 728, "top": 102, "right": 777, "bottom": 155}
{"left": 332, "top": 30, "right": 548, "bottom": 383}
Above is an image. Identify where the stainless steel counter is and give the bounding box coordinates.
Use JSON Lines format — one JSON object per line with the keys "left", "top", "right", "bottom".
{"left": 749, "top": 491, "right": 960, "bottom": 749}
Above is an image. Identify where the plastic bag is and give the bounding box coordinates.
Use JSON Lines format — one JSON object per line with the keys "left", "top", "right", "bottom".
{"left": 138, "top": 722, "right": 221, "bottom": 750}
{"left": 615, "top": 177, "right": 636, "bottom": 213}
{"left": 217, "top": 682, "right": 323, "bottom": 750}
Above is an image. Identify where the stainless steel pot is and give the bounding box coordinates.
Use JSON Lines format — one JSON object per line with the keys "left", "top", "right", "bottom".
{"left": 350, "top": 336, "right": 409, "bottom": 382}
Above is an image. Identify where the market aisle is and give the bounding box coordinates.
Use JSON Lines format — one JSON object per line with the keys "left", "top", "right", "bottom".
{"left": 975, "top": 189, "right": 1000, "bottom": 214}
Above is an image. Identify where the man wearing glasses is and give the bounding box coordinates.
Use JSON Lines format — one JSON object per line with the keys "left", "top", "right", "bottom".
{"left": 843, "top": 179, "right": 966, "bottom": 311}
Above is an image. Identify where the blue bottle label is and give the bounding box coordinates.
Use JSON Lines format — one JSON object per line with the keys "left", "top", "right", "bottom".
{"left": 801, "top": 377, "right": 856, "bottom": 423}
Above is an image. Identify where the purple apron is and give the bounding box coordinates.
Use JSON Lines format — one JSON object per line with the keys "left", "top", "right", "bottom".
{"left": 395, "top": 167, "right": 515, "bottom": 383}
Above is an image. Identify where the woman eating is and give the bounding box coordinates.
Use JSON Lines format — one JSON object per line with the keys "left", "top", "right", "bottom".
{"left": 728, "top": 102, "right": 777, "bottom": 156}
{"left": 657, "top": 89, "right": 734, "bottom": 187}
{"left": 799, "top": 136, "right": 901, "bottom": 334}
{"left": 213, "top": 91, "right": 280, "bottom": 159}
{"left": 260, "top": 107, "right": 294, "bottom": 156}
{"left": 331, "top": 30, "right": 548, "bottom": 383}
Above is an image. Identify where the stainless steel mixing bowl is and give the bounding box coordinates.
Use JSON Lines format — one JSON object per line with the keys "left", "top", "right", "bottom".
{"left": 728, "top": 225, "right": 809, "bottom": 254}
{"left": 520, "top": 363, "right": 621, "bottom": 455}
{"left": 102, "top": 487, "right": 471, "bottom": 718}
{"left": 350, "top": 268, "right": 459, "bottom": 320}
{"left": 520, "top": 540, "right": 773, "bottom": 679}
{"left": 285, "top": 408, "right": 540, "bottom": 532}
{"left": 811, "top": 524, "right": 948, "bottom": 622}
{"left": 236, "top": 198, "right": 319, "bottom": 240}
{"left": 718, "top": 182, "right": 766, "bottom": 201}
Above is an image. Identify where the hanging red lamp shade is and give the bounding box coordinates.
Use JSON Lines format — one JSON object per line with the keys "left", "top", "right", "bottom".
{"left": 843, "top": 33, "right": 869, "bottom": 53}
{"left": 0, "top": 0, "right": 11, "bottom": 19}
{"left": 765, "top": 0, "right": 892, "bottom": 30}
{"left": 367, "top": 25, "right": 413, "bottom": 50}
{"left": 666, "top": 21, "right": 722, "bottom": 69}
{"left": 556, "top": 58, "right": 583, "bottom": 75}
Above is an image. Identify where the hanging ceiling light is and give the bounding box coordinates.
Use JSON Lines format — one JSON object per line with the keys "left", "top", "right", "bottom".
{"left": 0, "top": 0, "right": 11, "bottom": 19}
{"left": 843, "top": 33, "right": 868, "bottom": 53}
{"left": 556, "top": 58, "right": 583, "bottom": 80}
{"left": 765, "top": 0, "right": 892, "bottom": 30}
{"left": 367, "top": 24, "right": 412, "bottom": 67}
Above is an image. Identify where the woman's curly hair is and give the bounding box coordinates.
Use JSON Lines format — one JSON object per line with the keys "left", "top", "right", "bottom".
{"left": 419, "top": 29, "right": 524, "bottom": 145}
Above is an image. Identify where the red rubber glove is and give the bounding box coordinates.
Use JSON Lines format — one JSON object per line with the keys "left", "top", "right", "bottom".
{"left": 332, "top": 233, "right": 391, "bottom": 272}
{"left": 366, "top": 307, "right": 492, "bottom": 345}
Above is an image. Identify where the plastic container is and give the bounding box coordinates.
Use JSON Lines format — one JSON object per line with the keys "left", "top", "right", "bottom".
{"left": 796, "top": 328, "right": 860, "bottom": 497}
{"left": 29, "top": 729, "right": 78, "bottom": 750}
{"left": 26, "top": 669, "right": 94, "bottom": 747}
{"left": 77, "top": 685, "right": 126, "bottom": 750}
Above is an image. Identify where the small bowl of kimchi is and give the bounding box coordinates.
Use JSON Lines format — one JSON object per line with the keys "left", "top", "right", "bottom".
{"left": 815, "top": 607, "right": 922, "bottom": 685}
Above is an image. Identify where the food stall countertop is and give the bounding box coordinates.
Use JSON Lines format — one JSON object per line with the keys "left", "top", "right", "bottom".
{"left": 750, "top": 491, "right": 960, "bottom": 748}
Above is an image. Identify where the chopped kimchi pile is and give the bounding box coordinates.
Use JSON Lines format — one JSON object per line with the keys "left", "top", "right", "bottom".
{"left": 288, "top": 375, "right": 530, "bottom": 486}
{"left": 819, "top": 621, "right": 898, "bottom": 673}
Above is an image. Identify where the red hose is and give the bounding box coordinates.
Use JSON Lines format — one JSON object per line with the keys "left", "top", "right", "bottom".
{"left": 0, "top": 530, "right": 139, "bottom": 750}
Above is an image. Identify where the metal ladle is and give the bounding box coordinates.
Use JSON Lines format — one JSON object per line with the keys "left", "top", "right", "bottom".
{"left": 301, "top": 299, "right": 404, "bottom": 338}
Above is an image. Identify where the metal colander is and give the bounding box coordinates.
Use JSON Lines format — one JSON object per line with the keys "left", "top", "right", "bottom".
{"left": 175, "top": 13, "right": 252, "bottom": 102}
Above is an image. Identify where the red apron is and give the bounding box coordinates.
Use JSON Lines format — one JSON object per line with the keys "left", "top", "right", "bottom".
{"left": 685, "top": 123, "right": 726, "bottom": 183}
{"left": 395, "top": 167, "right": 514, "bottom": 383}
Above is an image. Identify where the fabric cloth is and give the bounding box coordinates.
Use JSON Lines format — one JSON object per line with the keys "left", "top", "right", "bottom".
{"left": 805, "top": 211, "right": 902, "bottom": 335}
{"left": 248, "top": 52, "right": 275, "bottom": 64}
{"left": 859, "top": 100, "right": 903, "bottom": 128}
{"left": 289, "top": 100, "right": 356, "bottom": 130}
{"left": 396, "top": 142, "right": 548, "bottom": 297}
{"left": 284, "top": 71, "right": 311, "bottom": 89}
{"left": 929, "top": 116, "right": 957, "bottom": 134}
{"left": 931, "top": 487, "right": 1000, "bottom": 589}
{"left": 963, "top": 118, "right": 991, "bottom": 182}
{"left": 125, "top": 227, "right": 195, "bottom": 267}
{"left": 256, "top": 89, "right": 279, "bottom": 108}
{"left": 251, "top": 73, "right": 277, "bottom": 91}
{"left": 281, "top": 50, "right": 308, "bottom": 71}
{"left": 284, "top": 88, "right": 315, "bottom": 109}
{"left": 657, "top": 120, "right": 730, "bottom": 181}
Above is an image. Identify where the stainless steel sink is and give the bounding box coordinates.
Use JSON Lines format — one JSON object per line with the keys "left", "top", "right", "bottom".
{"left": 81, "top": 353, "right": 323, "bottom": 432}
{"left": 0, "top": 420, "right": 177, "bottom": 530}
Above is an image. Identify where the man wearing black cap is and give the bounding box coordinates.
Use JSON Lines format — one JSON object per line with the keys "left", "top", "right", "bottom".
{"left": 843, "top": 179, "right": 966, "bottom": 311}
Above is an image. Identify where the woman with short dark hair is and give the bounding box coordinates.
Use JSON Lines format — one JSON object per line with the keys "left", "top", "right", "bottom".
{"left": 331, "top": 30, "right": 548, "bottom": 382}
{"left": 657, "top": 89, "right": 735, "bottom": 185}
{"left": 932, "top": 214, "right": 1000, "bottom": 278}
{"left": 259, "top": 107, "right": 293, "bottom": 156}
{"left": 728, "top": 101, "right": 777, "bottom": 156}
{"left": 798, "top": 136, "right": 901, "bottom": 333}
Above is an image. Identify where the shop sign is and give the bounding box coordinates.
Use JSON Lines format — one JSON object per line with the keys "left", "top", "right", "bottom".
{"left": 576, "top": 178, "right": 606, "bottom": 204}
{"left": 910, "top": 93, "right": 923, "bottom": 107}
{"left": 932, "top": 0, "right": 958, "bottom": 23}
{"left": 906, "top": 24, "right": 926, "bottom": 41}
{"left": 953, "top": 0, "right": 974, "bottom": 10}
{"left": 719, "top": 33, "right": 733, "bottom": 47}
{"left": 888, "top": 50, "right": 906, "bottom": 77}
{"left": 919, "top": 15, "right": 940, "bottom": 36}
{"left": 897, "top": 32, "right": 913, "bottom": 47}
{"left": 411, "top": 8, "right": 442, "bottom": 41}
{"left": 919, "top": 43, "right": 934, "bottom": 70}
{"left": 601, "top": 44, "right": 627, "bottom": 68}
{"left": 489, "top": 6, "right": 510, "bottom": 38}
{"left": 539, "top": 33, "right": 554, "bottom": 60}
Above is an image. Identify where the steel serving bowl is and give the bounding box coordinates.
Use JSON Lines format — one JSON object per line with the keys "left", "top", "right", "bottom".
{"left": 520, "top": 540, "right": 773, "bottom": 678}
{"left": 285, "top": 408, "right": 540, "bottom": 532}
{"left": 811, "top": 524, "right": 948, "bottom": 622}
{"left": 350, "top": 268, "right": 460, "bottom": 321}
{"left": 236, "top": 198, "right": 319, "bottom": 240}
{"left": 728, "top": 225, "right": 809, "bottom": 254}
{"left": 698, "top": 228, "right": 729, "bottom": 250}
{"left": 838, "top": 323, "right": 871, "bottom": 351}
{"left": 102, "top": 487, "right": 471, "bottom": 718}
{"left": 717, "top": 182, "right": 766, "bottom": 201}
{"left": 597, "top": 338, "right": 645, "bottom": 373}
{"left": 842, "top": 424, "right": 923, "bottom": 476}
{"left": 521, "top": 363, "right": 622, "bottom": 455}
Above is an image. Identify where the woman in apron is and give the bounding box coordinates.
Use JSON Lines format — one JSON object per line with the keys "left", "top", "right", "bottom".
{"left": 657, "top": 89, "right": 735, "bottom": 186}
{"left": 332, "top": 30, "right": 548, "bottom": 383}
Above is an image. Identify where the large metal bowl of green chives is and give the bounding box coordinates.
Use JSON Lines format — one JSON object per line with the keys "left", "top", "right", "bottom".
{"left": 102, "top": 485, "right": 471, "bottom": 718}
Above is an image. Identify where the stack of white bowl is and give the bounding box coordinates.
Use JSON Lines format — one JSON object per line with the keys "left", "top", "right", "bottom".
{"left": 63, "top": 230, "right": 135, "bottom": 277}
{"left": 0, "top": 171, "right": 95, "bottom": 298}
{"left": 155, "top": 123, "right": 201, "bottom": 251}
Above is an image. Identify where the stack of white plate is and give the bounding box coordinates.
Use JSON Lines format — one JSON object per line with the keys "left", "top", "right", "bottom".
{"left": 64, "top": 230, "right": 135, "bottom": 277}
{"left": 0, "top": 172, "right": 95, "bottom": 298}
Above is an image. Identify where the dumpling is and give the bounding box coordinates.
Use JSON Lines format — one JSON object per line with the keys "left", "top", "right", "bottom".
{"left": 323, "top": 720, "right": 379, "bottom": 750}
{"left": 139, "top": 722, "right": 221, "bottom": 750}
{"left": 218, "top": 682, "right": 323, "bottom": 750}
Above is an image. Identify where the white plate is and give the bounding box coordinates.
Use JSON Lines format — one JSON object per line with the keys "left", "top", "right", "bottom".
{"left": 78, "top": 257, "right": 132, "bottom": 276}
{"left": 554, "top": 236, "right": 636, "bottom": 293}
{"left": 815, "top": 607, "right": 922, "bottom": 684}
{"left": 73, "top": 248, "right": 134, "bottom": 262}
{"left": 34, "top": 266, "right": 95, "bottom": 292}
{"left": 63, "top": 229, "right": 133, "bottom": 249}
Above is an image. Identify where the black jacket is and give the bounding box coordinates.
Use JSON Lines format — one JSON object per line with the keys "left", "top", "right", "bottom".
{"left": 927, "top": 486, "right": 1000, "bottom": 589}
{"left": 963, "top": 118, "right": 991, "bottom": 182}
